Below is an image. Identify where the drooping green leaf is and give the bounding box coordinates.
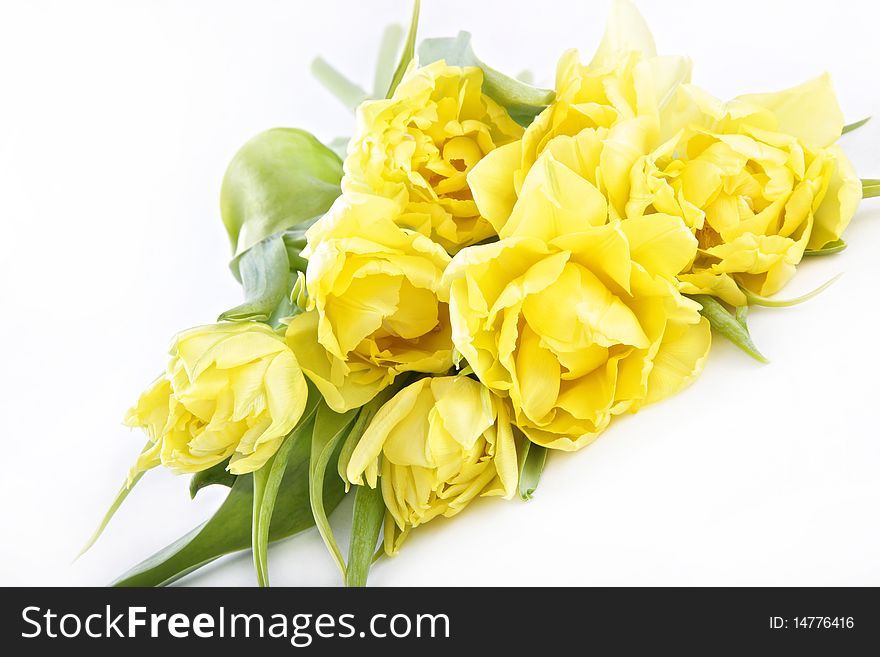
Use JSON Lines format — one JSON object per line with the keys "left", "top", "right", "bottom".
{"left": 346, "top": 484, "right": 385, "bottom": 587}
{"left": 518, "top": 440, "right": 547, "bottom": 501}
{"left": 418, "top": 31, "right": 555, "bottom": 125}
{"left": 862, "top": 178, "right": 880, "bottom": 198}
{"left": 218, "top": 234, "right": 290, "bottom": 323}
{"left": 79, "top": 441, "right": 154, "bottom": 557}
{"left": 189, "top": 459, "right": 236, "bottom": 499}
{"left": 804, "top": 238, "right": 847, "bottom": 256}
{"left": 386, "top": 0, "right": 421, "bottom": 97}
{"left": 310, "top": 57, "right": 370, "bottom": 111}
{"left": 691, "top": 294, "right": 768, "bottom": 363}
{"left": 310, "top": 404, "right": 358, "bottom": 577}
{"left": 740, "top": 274, "right": 841, "bottom": 308}
{"left": 78, "top": 471, "right": 145, "bottom": 559}
{"left": 252, "top": 389, "right": 322, "bottom": 587}
{"left": 220, "top": 128, "right": 342, "bottom": 276}
{"left": 842, "top": 117, "right": 871, "bottom": 135}
{"left": 111, "top": 410, "right": 344, "bottom": 587}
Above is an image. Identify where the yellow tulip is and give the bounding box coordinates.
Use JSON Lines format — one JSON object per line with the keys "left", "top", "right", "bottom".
{"left": 627, "top": 78, "right": 861, "bottom": 304}
{"left": 468, "top": 0, "right": 691, "bottom": 232}
{"left": 344, "top": 60, "right": 523, "bottom": 252}
{"left": 346, "top": 376, "right": 518, "bottom": 554}
{"left": 443, "top": 174, "right": 711, "bottom": 450}
{"left": 292, "top": 192, "right": 454, "bottom": 412}
{"left": 125, "top": 322, "right": 308, "bottom": 480}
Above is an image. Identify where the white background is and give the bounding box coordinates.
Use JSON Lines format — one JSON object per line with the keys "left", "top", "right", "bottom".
{"left": 1, "top": 0, "right": 879, "bottom": 587}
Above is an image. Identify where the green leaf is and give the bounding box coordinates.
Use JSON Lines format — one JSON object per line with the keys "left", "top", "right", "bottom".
{"left": 111, "top": 407, "right": 344, "bottom": 587}
{"left": 373, "top": 24, "right": 404, "bottom": 99}
{"left": 518, "top": 440, "right": 547, "bottom": 501}
{"left": 862, "top": 178, "right": 880, "bottom": 199}
{"left": 310, "top": 404, "right": 358, "bottom": 577}
{"left": 310, "top": 57, "right": 370, "bottom": 111}
{"left": 218, "top": 235, "right": 290, "bottom": 323}
{"left": 252, "top": 389, "right": 322, "bottom": 587}
{"left": 336, "top": 384, "right": 402, "bottom": 489}
{"left": 740, "top": 273, "right": 841, "bottom": 308}
{"left": 189, "top": 460, "right": 236, "bottom": 499}
{"left": 804, "top": 238, "right": 847, "bottom": 256}
{"left": 691, "top": 294, "right": 768, "bottom": 363}
{"left": 220, "top": 128, "right": 342, "bottom": 276}
{"left": 346, "top": 484, "right": 385, "bottom": 587}
{"left": 386, "top": 0, "right": 420, "bottom": 98}
{"left": 842, "top": 117, "right": 870, "bottom": 135}
{"left": 79, "top": 441, "right": 154, "bottom": 557}
{"left": 418, "top": 31, "right": 555, "bottom": 125}
{"left": 78, "top": 471, "right": 145, "bottom": 559}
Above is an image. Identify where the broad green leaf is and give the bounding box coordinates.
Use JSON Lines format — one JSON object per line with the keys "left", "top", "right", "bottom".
{"left": 218, "top": 234, "right": 290, "bottom": 323}
{"left": 346, "top": 484, "right": 385, "bottom": 587}
{"left": 310, "top": 404, "right": 358, "bottom": 577}
{"left": 189, "top": 459, "right": 236, "bottom": 499}
{"left": 111, "top": 412, "right": 343, "bottom": 587}
{"left": 220, "top": 128, "right": 342, "bottom": 276}
{"left": 373, "top": 24, "right": 404, "bottom": 99}
{"left": 842, "top": 117, "right": 870, "bottom": 135}
{"left": 310, "top": 57, "right": 370, "bottom": 111}
{"left": 804, "top": 238, "right": 847, "bottom": 256}
{"left": 252, "top": 388, "right": 322, "bottom": 587}
{"left": 518, "top": 440, "right": 547, "bottom": 501}
{"left": 741, "top": 274, "right": 841, "bottom": 308}
{"left": 418, "top": 31, "right": 555, "bottom": 125}
{"left": 691, "top": 294, "right": 768, "bottom": 363}
{"left": 386, "top": 0, "right": 421, "bottom": 98}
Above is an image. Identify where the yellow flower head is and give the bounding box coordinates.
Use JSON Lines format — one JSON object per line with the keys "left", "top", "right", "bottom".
{"left": 125, "top": 322, "right": 308, "bottom": 479}
{"left": 468, "top": 0, "right": 691, "bottom": 231}
{"left": 346, "top": 376, "right": 518, "bottom": 554}
{"left": 344, "top": 60, "right": 523, "bottom": 252}
{"left": 627, "top": 78, "right": 861, "bottom": 304}
{"left": 290, "top": 192, "right": 454, "bottom": 412}
{"left": 443, "top": 155, "right": 710, "bottom": 450}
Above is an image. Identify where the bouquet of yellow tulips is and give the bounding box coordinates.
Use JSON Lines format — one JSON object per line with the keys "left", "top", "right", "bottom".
{"left": 86, "top": 0, "right": 877, "bottom": 586}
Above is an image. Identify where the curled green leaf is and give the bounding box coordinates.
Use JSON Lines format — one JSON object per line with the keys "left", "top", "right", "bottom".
{"left": 218, "top": 235, "right": 290, "bottom": 323}
{"left": 691, "top": 294, "right": 768, "bottom": 363}
{"left": 189, "top": 459, "right": 236, "bottom": 499}
{"left": 804, "top": 239, "right": 847, "bottom": 256}
{"left": 741, "top": 274, "right": 841, "bottom": 308}
{"left": 346, "top": 484, "right": 385, "bottom": 587}
{"left": 220, "top": 128, "right": 342, "bottom": 275}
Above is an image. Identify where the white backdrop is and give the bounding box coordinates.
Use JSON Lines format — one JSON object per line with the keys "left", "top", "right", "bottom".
{"left": 1, "top": 0, "right": 879, "bottom": 586}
